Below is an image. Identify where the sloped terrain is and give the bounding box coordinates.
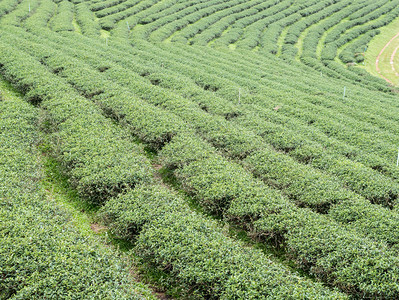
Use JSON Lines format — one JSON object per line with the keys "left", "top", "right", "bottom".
{"left": 2, "top": 0, "right": 399, "bottom": 299}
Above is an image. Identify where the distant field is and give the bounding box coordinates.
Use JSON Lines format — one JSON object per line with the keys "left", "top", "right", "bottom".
{"left": 364, "top": 14, "right": 399, "bottom": 85}
{"left": 2, "top": 0, "right": 399, "bottom": 299}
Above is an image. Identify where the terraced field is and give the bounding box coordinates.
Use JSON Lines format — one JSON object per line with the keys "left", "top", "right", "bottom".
{"left": 2, "top": 0, "right": 399, "bottom": 299}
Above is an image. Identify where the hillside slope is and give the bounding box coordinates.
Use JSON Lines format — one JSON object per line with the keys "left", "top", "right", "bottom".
{"left": 2, "top": 0, "right": 399, "bottom": 298}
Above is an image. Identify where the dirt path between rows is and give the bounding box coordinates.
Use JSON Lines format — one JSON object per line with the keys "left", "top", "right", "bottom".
{"left": 375, "top": 31, "right": 399, "bottom": 84}
{"left": 391, "top": 45, "right": 399, "bottom": 77}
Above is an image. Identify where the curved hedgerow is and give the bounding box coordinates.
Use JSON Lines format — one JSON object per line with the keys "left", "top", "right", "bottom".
{"left": 0, "top": 28, "right": 346, "bottom": 300}
{"left": 6, "top": 25, "right": 399, "bottom": 254}
{"left": 75, "top": 3, "right": 101, "bottom": 37}
{"left": 0, "top": 99, "right": 154, "bottom": 299}
{"left": 101, "top": 184, "right": 347, "bottom": 299}
{"left": 161, "top": 136, "right": 399, "bottom": 298}
{"left": 16, "top": 28, "right": 398, "bottom": 210}
{"left": 49, "top": 0, "right": 75, "bottom": 32}
{"left": 0, "top": 40, "right": 154, "bottom": 204}
{"left": 2, "top": 0, "right": 399, "bottom": 298}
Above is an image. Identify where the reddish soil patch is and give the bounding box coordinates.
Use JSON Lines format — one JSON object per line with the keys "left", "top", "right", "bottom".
{"left": 153, "top": 164, "right": 163, "bottom": 170}
{"left": 90, "top": 223, "right": 107, "bottom": 234}
{"left": 390, "top": 45, "right": 399, "bottom": 77}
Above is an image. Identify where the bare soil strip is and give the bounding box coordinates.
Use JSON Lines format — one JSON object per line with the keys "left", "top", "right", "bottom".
{"left": 391, "top": 45, "right": 399, "bottom": 77}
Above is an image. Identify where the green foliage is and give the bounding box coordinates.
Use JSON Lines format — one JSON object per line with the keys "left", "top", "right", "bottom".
{"left": 101, "top": 185, "right": 346, "bottom": 299}
{"left": 49, "top": 1, "right": 75, "bottom": 32}
{"left": 160, "top": 133, "right": 217, "bottom": 169}
{"left": 160, "top": 133, "right": 399, "bottom": 298}
{"left": 2, "top": 0, "right": 399, "bottom": 298}
{"left": 0, "top": 26, "right": 344, "bottom": 300}
{"left": 75, "top": 3, "right": 101, "bottom": 36}
{"left": 100, "top": 184, "right": 189, "bottom": 238}
{"left": 0, "top": 99, "right": 154, "bottom": 300}
{"left": 137, "top": 212, "right": 345, "bottom": 300}
{"left": 177, "top": 156, "right": 258, "bottom": 214}
{"left": 0, "top": 0, "right": 18, "bottom": 17}
{"left": 0, "top": 40, "right": 154, "bottom": 204}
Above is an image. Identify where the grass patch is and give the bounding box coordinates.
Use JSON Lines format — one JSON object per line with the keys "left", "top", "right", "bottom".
{"left": 276, "top": 26, "right": 289, "bottom": 57}
{"left": 40, "top": 153, "right": 99, "bottom": 236}
{"left": 364, "top": 14, "right": 399, "bottom": 84}
{"left": 100, "top": 29, "right": 110, "bottom": 39}
{"left": 72, "top": 16, "right": 82, "bottom": 34}
{"left": 0, "top": 74, "right": 24, "bottom": 102}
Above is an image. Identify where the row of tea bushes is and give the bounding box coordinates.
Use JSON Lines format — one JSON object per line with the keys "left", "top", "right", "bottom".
{"left": 0, "top": 29, "right": 343, "bottom": 299}
{"left": 0, "top": 95, "right": 154, "bottom": 299}
{"left": 101, "top": 184, "right": 345, "bottom": 299}
{"left": 0, "top": 38, "right": 154, "bottom": 204}
{"left": 160, "top": 133, "right": 399, "bottom": 298}
{"left": 11, "top": 27, "right": 399, "bottom": 253}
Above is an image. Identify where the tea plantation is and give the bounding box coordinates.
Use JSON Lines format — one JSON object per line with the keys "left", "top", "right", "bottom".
{"left": 1, "top": 0, "right": 399, "bottom": 298}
